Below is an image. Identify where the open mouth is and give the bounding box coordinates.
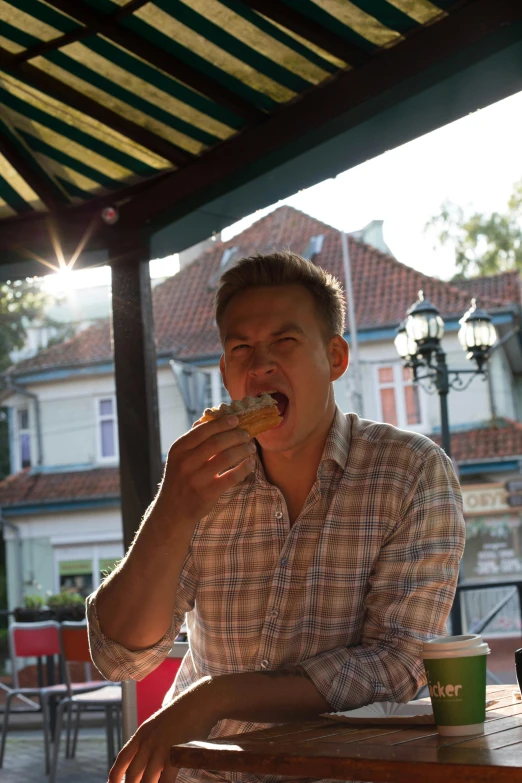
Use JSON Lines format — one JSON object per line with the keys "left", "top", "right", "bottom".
{"left": 267, "top": 391, "right": 289, "bottom": 418}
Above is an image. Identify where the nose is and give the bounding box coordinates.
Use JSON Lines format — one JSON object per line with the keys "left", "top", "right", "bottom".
{"left": 248, "top": 344, "right": 276, "bottom": 377}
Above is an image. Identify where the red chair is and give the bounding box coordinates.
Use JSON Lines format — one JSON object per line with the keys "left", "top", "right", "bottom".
{"left": 0, "top": 621, "right": 108, "bottom": 773}
{"left": 49, "top": 622, "right": 122, "bottom": 782}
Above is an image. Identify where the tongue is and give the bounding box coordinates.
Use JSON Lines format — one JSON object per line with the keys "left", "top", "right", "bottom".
{"left": 270, "top": 392, "right": 288, "bottom": 417}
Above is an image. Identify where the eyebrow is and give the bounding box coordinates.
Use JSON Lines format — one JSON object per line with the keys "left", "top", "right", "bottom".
{"left": 224, "top": 323, "right": 305, "bottom": 344}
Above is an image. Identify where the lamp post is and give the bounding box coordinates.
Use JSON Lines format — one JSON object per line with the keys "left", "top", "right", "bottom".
{"left": 394, "top": 293, "right": 497, "bottom": 458}
{"left": 394, "top": 292, "right": 497, "bottom": 633}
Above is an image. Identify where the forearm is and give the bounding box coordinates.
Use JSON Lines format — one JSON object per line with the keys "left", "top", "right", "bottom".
{"left": 95, "top": 498, "right": 195, "bottom": 651}
{"left": 206, "top": 668, "right": 331, "bottom": 725}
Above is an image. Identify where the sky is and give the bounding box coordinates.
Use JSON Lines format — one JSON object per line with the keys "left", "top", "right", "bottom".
{"left": 43, "top": 88, "right": 522, "bottom": 295}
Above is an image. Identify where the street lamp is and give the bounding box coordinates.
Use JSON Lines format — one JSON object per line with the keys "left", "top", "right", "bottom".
{"left": 394, "top": 292, "right": 497, "bottom": 459}
{"left": 394, "top": 292, "right": 497, "bottom": 636}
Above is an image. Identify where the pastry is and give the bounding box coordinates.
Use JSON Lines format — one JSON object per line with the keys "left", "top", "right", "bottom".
{"left": 198, "top": 393, "right": 282, "bottom": 437}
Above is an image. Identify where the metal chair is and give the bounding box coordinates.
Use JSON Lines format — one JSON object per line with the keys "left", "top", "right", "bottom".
{"left": 49, "top": 622, "right": 122, "bottom": 782}
{"left": 0, "top": 620, "right": 109, "bottom": 773}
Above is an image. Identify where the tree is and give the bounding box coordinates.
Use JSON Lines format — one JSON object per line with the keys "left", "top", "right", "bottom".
{"left": 427, "top": 178, "right": 522, "bottom": 279}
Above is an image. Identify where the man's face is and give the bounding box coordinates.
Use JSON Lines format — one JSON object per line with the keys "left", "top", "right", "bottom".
{"left": 219, "top": 284, "right": 348, "bottom": 455}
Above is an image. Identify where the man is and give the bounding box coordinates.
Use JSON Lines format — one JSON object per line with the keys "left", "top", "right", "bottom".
{"left": 87, "top": 251, "right": 465, "bottom": 783}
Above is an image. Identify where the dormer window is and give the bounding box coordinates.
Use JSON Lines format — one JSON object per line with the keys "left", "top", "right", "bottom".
{"left": 303, "top": 234, "right": 324, "bottom": 261}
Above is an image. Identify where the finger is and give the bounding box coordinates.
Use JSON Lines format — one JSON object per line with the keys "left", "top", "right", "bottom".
{"left": 213, "top": 457, "right": 256, "bottom": 491}
{"left": 108, "top": 741, "right": 137, "bottom": 783}
{"left": 204, "top": 442, "right": 256, "bottom": 477}
{"left": 122, "top": 749, "right": 149, "bottom": 783}
{"left": 159, "top": 765, "right": 179, "bottom": 782}
{"left": 183, "top": 414, "right": 240, "bottom": 449}
{"left": 186, "top": 427, "right": 251, "bottom": 469}
{"left": 141, "top": 752, "right": 167, "bottom": 783}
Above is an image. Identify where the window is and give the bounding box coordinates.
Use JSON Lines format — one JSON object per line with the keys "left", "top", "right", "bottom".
{"left": 376, "top": 364, "right": 423, "bottom": 429}
{"left": 96, "top": 397, "right": 118, "bottom": 461}
{"left": 59, "top": 559, "right": 93, "bottom": 599}
{"left": 17, "top": 407, "right": 31, "bottom": 469}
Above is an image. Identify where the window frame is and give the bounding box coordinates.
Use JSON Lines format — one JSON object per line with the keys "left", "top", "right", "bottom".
{"left": 14, "top": 405, "right": 32, "bottom": 472}
{"left": 374, "top": 362, "right": 428, "bottom": 432}
{"left": 94, "top": 395, "right": 119, "bottom": 463}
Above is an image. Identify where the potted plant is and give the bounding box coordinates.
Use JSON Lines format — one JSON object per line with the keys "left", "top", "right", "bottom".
{"left": 13, "top": 594, "right": 53, "bottom": 622}
{"left": 47, "top": 590, "right": 86, "bottom": 622}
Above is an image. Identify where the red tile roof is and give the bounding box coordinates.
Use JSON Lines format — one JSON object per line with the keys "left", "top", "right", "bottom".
{"left": 430, "top": 418, "right": 522, "bottom": 464}
{"left": 2, "top": 419, "right": 522, "bottom": 507}
{"left": 7, "top": 206, "right": 518, "bottom": 376}
{"left": 451, "top": 272, "right": 522, "bottom": 307}
{"left": 0, "top": 467, "right": 120, "bottom": 508}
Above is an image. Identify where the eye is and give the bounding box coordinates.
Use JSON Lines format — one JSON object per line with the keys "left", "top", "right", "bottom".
{"left": 231, "top": 343, "right": 249, "bottom": 352}
{"left": 277, "top": 337, "right": 295, "bottom": 344}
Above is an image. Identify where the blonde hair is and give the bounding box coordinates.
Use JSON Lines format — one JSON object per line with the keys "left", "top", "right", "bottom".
{"left": 215, "top": 251, "right": 346, "bottom": 340}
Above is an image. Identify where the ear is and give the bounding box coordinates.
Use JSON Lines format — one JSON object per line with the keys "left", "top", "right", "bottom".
{"left": 328, "top": 336, "right": 349, "bottom": 382}
{"left": 219, "top": 354, "right": 227, "bottom": 388}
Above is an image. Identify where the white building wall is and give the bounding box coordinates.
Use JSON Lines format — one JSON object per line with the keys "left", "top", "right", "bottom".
{"left": 4, "top": 506, "right": 124, "bottom": 611}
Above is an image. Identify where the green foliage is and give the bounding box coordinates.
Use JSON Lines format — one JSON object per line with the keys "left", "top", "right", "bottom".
{"left": 22, "top": 593, "right": 45, "bottom": 610}
{"left": 427, "top": 178, "right": 522, "bottom": 278}
{"left": 0, "top": 278, "right": 48, "bottom": 372}
{"left": 47, "top": 590, "right": 85, "bottom": 608}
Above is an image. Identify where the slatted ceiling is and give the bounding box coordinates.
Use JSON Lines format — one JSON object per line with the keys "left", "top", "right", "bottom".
{"left": 220, "top": 0, "right": 346, "bottom": 71}
{"left": 0, "top": 152, "right": 44, "bottom": 213}
{"left": 0, "top": 0, "right": 475, "bottom": 220}
{"left": 158, "top": 0, "right": 331, "bottom": 88}
{"left": 21, "top": 133, "right": 128, "bottom": 190}
{"left": 250, "top": 14, "right": 348, "bottom": 70}
{"left": 31, "top": 53, "right": 208, "bottom": 156}
{"left": 384, "top": 0, "right": 445, "bottom": 25}
{"left": 131, "top": 5, "right": 296, "bottom": 105}
{"left": 2, "top": 3, "right": 63, "bottom": 43}
{"left": 59, "top": 42, "right": 232, "bottom": 145}
{"left": 1, "top": 76, "right": 171, "bottom": 171}
{"left": 310, "top": 0, "right": 403, "bottom": 47}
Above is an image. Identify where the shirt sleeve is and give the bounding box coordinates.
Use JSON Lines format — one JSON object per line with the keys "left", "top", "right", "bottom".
{"left": 299, "top": 448, "right": 466, "bottom": 712}
{"left": 86, "top": 548, "right": 197, "bottom": 682}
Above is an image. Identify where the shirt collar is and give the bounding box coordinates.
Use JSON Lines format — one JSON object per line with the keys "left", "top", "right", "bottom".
{"left": 319, "top": 406, "right": 351, "bottom": 472}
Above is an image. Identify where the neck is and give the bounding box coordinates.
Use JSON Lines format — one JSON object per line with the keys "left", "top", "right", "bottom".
{"left": 260, "top": 405, "right": 337, "bottom": 493}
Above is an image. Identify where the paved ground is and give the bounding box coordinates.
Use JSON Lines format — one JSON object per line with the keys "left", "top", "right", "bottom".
{"left": 2, "top": 726, "right": 111, "bottom": 783}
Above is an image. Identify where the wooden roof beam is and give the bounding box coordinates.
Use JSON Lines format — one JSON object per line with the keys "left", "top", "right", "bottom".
{"left": 235, "top": 0, "right": 370, "bottom": 66}
{"left": 41, "top": 0, "right": 263, "bottom": 124}
{"left": 0, "top": 118, "right": 67, "bottom": 212}
{"left": 0, "top": 47, "right": 193, "bottom": 168}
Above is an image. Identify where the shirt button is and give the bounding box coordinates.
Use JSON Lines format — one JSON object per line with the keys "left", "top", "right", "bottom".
{"left": 260, "top": 659, "right": 269, "bottom": 669}
{"left": 275, "top": 511, "right": 283, "bottom": 520}
{"left": 280, "top": 557, "right": 288, "bottom": 566}
{"left": 270, "top": 609, "right": 279, "bottom": 618}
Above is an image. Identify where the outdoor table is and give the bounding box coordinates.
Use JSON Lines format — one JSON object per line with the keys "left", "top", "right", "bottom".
{"left": 171, "top": 685, "right": 522, "bottom": 783}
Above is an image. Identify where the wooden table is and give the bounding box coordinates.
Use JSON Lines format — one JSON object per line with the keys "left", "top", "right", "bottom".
{"left": 171, "top": 685, "right": 522, "bottom": 782}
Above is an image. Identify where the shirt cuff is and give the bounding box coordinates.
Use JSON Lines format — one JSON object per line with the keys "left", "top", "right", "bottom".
{"left": 86, "top": 589, "right": 177, "bottom": 682}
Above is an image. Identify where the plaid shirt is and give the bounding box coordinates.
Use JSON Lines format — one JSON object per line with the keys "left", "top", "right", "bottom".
{"left": 88, "top": 409, "right": 465, "bottom": 783}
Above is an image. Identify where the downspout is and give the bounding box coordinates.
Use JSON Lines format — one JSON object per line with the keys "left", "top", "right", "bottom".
{"left": 5, "top": 379, "right": 43, "bottom": 466}
{"left": 340, "top": 232, "right": 363, "bottom": 416}
{"left": 0, "top": 512, "right": 24, "bottom": 607}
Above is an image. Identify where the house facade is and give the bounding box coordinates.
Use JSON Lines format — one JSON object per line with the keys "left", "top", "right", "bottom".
{"left": 2, "top": 206, "right": 522, "bottom": 634}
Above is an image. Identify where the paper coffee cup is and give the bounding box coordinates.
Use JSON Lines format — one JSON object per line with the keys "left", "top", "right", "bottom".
{"left": 423, "top": 634, "right": 490, "bottom": 736}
